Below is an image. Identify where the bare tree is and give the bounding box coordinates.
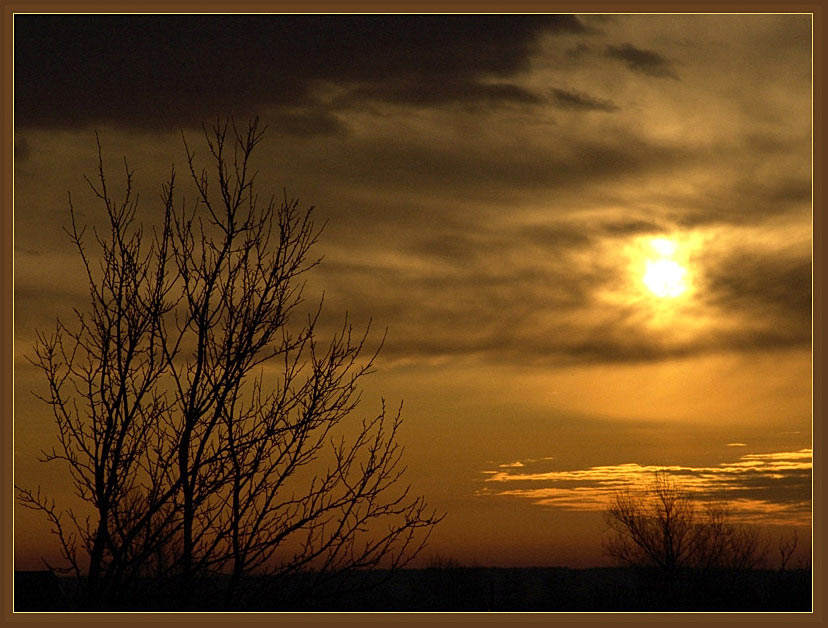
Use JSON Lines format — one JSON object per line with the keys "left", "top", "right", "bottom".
{"left": 18, "top": 142, "right": 179, "bottom": 605}
{"left": 17, "top": 118, "right": 442, "bottom": 610}
{"left": 690, "top": 501, "right": 768, "bottom": 572}
{"left": 776, "top": 529, "right": 799, "bottom": 573}
{"left": 603, "top": 471, "right": 768, "bottom": 574}
{"left": 603, "top": 471, "right": 697, "bottom": 572}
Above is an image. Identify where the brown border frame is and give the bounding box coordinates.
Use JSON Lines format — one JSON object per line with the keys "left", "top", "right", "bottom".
{"left": 1, "top": 2, "right": 823, "bottom": 625}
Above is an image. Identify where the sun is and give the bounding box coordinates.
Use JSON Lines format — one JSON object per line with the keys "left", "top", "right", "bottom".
{"left": 643, "top": 258, "right": 687, "bottom": 298}
{"left": 641, "top": 238, "right": 689, "bottom": 298}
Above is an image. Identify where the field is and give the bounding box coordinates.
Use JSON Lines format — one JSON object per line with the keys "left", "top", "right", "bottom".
{"left": 14, "top": 566, "right": 812, "bottom": 613}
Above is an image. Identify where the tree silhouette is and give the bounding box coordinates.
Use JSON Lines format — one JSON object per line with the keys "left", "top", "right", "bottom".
{"left": 17, "top": 118, "right": 442, "bottom": 610}
{"left": 603, "top": 471, "right": 771, "bottom": 573}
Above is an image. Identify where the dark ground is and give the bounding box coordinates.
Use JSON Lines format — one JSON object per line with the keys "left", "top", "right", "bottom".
{"left": 14, "top": 566, "right": 812, "bottom": 612}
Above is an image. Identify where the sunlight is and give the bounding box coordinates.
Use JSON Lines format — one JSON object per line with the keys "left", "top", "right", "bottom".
{"left": 650, "top": 237, "right": 678, "bottom": 257}
{"left": 643, "top": 258, "right": 687, "bottom": 298}
{"left": 642, "top": 238, "right": 689, "bottom": 299}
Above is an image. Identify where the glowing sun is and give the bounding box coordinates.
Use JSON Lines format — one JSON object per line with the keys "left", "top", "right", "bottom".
{"left": 642, "top": 238, "right": 688, "bottom": 298}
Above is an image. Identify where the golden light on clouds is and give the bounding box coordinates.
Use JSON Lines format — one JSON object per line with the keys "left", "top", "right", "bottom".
{"left": 479, "top": 449, "right": 812, "bottom": 527}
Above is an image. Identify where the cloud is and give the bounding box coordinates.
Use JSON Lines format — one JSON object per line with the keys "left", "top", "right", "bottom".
{"left": 668, "top": 175, "right": 811, "bottom": 228}
{"left": 313, "top": 214, "right": 811, "bottom": 367}
{"left": 14, "top": 14, "right": 588, "bottom": 131}
{"left": 266, "top": 109, "right": 347, "bottom": 137}
{"left": 565, "top": 43, "right": 593, "bottom": 60}
{"left": 16, "top": 129, "right": 809, "bottom": 373}
{"left": 520, "top": 219, "right": 665, "bottom": 255}
{"left": 13, "top": 15, "right": 810, "bottom": 371}
{"left": 702, "top": 249, "right": 812, "bottom": 339}
{"left": 301, "top": 128, "right": 697, "bottom": 202}
{"left": 605, "top": 43, "right": 679, "bottom": 79}
{"left": 551, "top": 88, "right": 619, "bottom": 112}
{"left": 345, "top": 80, "right": 544, "bottom": 108}
{"left": 479, "top": 449, "right": 812, "bottom": 525}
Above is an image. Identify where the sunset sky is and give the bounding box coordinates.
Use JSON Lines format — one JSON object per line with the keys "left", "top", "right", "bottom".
{"left": 13, "top": 13, "right": 812, "bottom": 569}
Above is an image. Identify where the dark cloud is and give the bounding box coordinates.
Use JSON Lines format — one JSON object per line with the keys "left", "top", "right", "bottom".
{"left": 307, "top": 131, "right": 695, "bottom": 202}
{"left": 520, "top": 219, "right": 663, "bottom": 254}
{"left": 405, "top": 223, "right": 599, "bottom": 269}
{"left": 712, "top": 469, "right": 811, "bottom": 506}
{"left": 645, "top": 171, "right": 809, "bottom": 229}
{"left": 311, "top": 251, "right": 603, "bottom": 365}
{"left": 757, "top": 176, "right": 812, "bottom": 206}
{"left": 521, "top": 224, "right": 594, "bottom": 250}
{"left": 346, "top": 80, "right": 543, "bottom": 108}
{"left": 703, "top": 250, "right": 812, "bottom": 334}
{"left": 605, "top": 43, "right": 679, "bottom": 79}
{"left": 598, "top": 219, "right": 663, "bottom": 235}
{"left": 405, "top": 232, "right": 505, "bottom": 266}
{"left": 565, "top": 43, "right": 592, "bottom": 60}
{"left": 551, "top": 88, "right": 619, "bottom": 112}
{"left": 14, "top": 14, "right": 588, "bottom": 131}
{"left": 266, "top": 109, "right": 347, "bottom": 137}
{"left": 719, "top": 177, "right": 811, "bottom": 224}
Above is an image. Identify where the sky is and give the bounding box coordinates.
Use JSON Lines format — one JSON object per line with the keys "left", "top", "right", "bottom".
{"left": 13, "top": 13, "right": 813, "bottom": 569}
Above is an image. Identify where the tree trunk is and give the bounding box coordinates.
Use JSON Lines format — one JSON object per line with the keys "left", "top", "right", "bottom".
{"left": 86, "top": 513, "right": 109, "bottom": 608}
{"left": 179, "top": 421, "right": 194, "bottom": 608}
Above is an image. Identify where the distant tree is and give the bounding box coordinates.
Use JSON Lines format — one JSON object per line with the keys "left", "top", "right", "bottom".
{"left": 17, "top": 118, "right": 442, "bottom": 610}
{"left": 603, "top": 471, "right": 774, "bottom": 574}
{"left": 775, "top": 528, "right": 800, "bottom": 573}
